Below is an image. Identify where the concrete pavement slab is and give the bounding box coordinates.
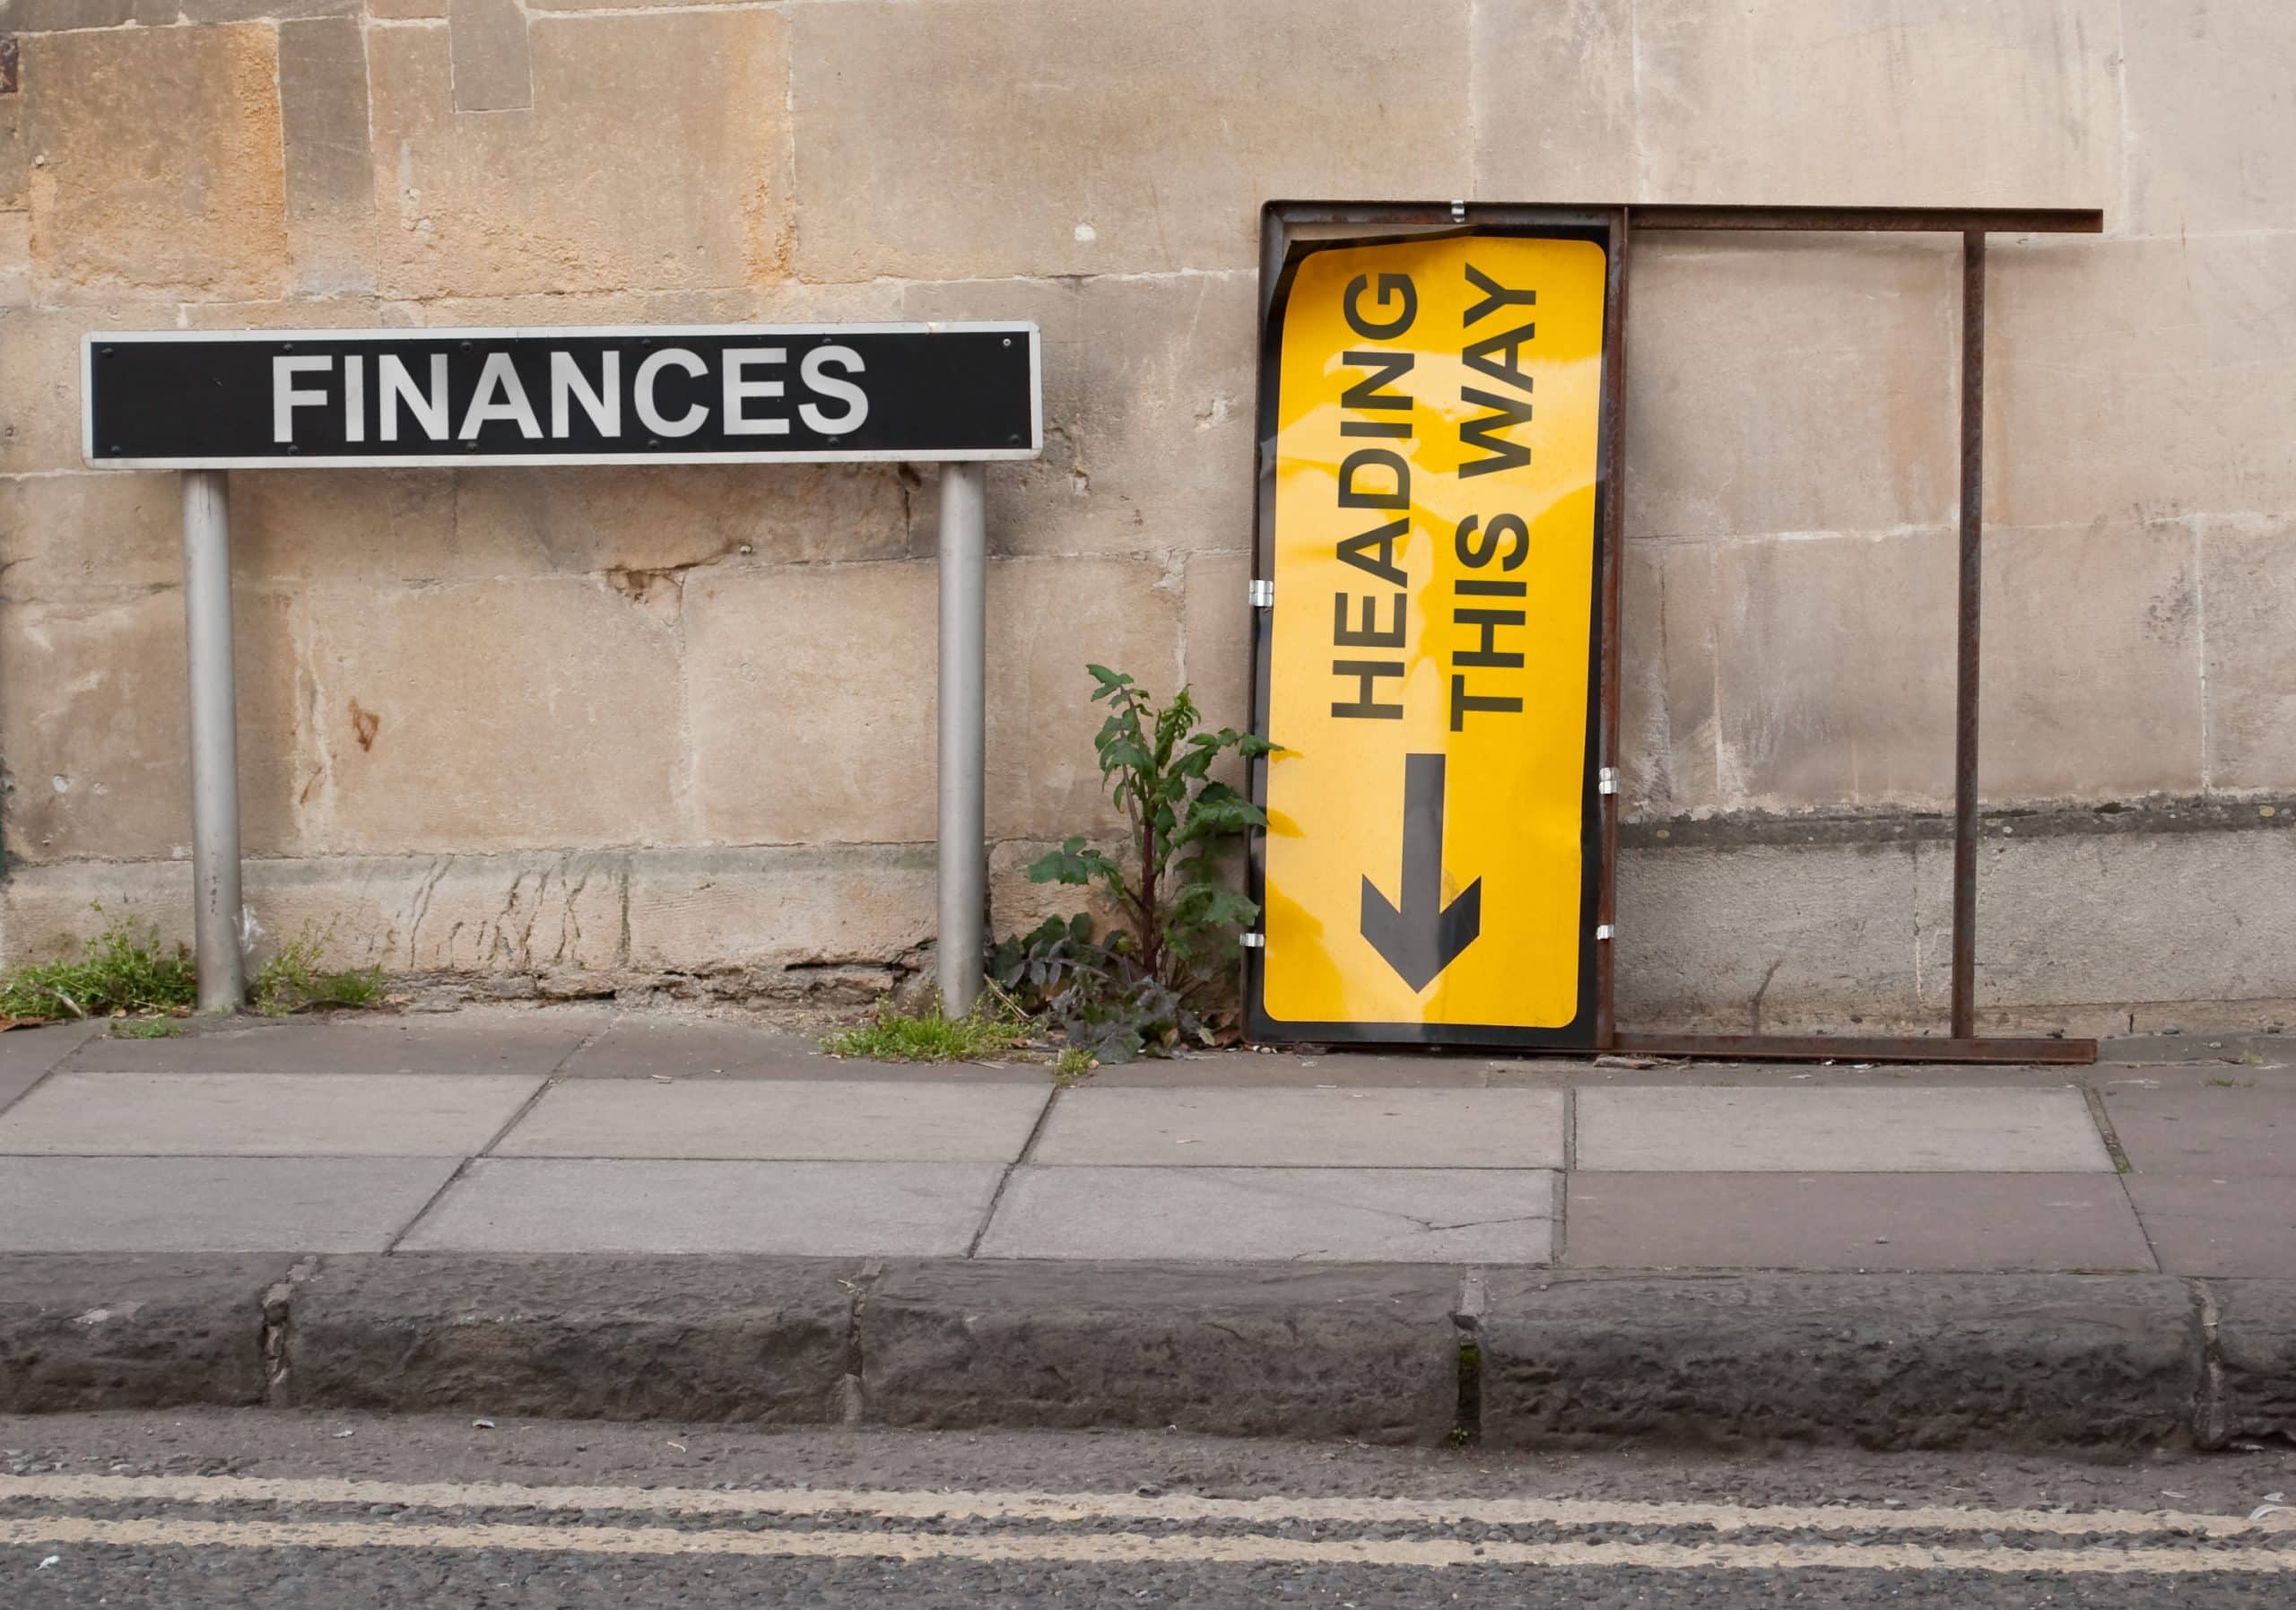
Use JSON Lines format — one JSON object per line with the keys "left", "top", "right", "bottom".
{"left": 1562, "top": 1173, "right": 2155, "bottom": 1272}
{"left": 0, "top": 1157, "right": 463, "bottom": 1251}
{"left": 398, "top": 1158, "right": 1004, "bottom": 1257}
{"left": 0, "top": 1072, "right": 545, "bottom": 1156}
{"left": 2125, "top": 1175, "right": 2296, "bottom": 1276}
{"left": 1032, "top": 1087, "right": 1565, "bottom": 1168}
{"left": 562, "top": 1018, "right": 1050, "bottom": 1083}
{"left": 1090, "top": 1054, "right": 1492, "bottom": 1089}
{"left": 976, "top": 1165, "right": 1556, "bottom": 1263}
{"left": 1575, "top": 1086, "right": 2112, "bottom": 1172}
{"left": 2100, "top": 1083, "right": 2296, "bottom": 1175}
{"left": 62, "top": 1014, "right": 596, "bottom": 1075}
{"left": 493, "top": 1079, "right": 1049, "bottom": 1161}
{"left": 0, "top": 1022, "right": 98, "bottom": 1115}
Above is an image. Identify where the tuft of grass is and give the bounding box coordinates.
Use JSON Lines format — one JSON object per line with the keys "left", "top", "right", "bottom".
{"left": 822, "top": 1000, "right": 1032, "bottom": 1063}
{"left": 252, "top": 923, "right": 387, "bottom": 1017}
{"left": 113, "top": 1015, "right": 180, "bottom": 1040}
{"left": 1051, "top": 1044, "right": 1098, "bottom": 1083}
{"left": 0, "top": 916, "right": 196, "bottom": 1022}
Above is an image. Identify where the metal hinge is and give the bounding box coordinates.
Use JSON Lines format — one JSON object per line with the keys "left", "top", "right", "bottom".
{"left": 1595, "top": 924, "right": 1614, "bottom": 942}
{"left": 1598, "top": 767, "right": 1619, "bottom": 796}
{"left": 1239, "top": 932, "right": 1265, "bottom": 949}
{"left": 1248, "top": 579, "right": 1274, "bottom": 608}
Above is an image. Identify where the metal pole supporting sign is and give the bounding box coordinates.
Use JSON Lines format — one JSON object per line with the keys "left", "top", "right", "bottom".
{"left": 83, "top": 323, "right": 1043, "bottom": 1016}
{"left": 179, "top": 469, "right": 246, "bottom": 1013}
{"left": 936, "top": 464, "right": 988, "bottom": 1014}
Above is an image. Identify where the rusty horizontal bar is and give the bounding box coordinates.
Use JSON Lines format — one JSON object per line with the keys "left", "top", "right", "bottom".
{"left": 1610, "top": 1032, "right": 2099, "bottom": 1066}
{"left": 1626, "top": 205, "right": 2103, "bottom": 235}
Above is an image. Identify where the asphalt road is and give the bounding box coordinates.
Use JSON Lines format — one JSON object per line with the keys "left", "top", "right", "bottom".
{"left": 3, "top": 1411, "right": 2291, "bottom": 1606}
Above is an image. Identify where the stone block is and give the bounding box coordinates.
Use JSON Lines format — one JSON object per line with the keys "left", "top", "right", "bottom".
{"left": 1983, "top": 518, "right": 2213, "bottom": 799}
{"left": 1631, "top": 0, "right": 2120, "bottom": 209}
{"left": 1181, "top": 548, "right": 1252, "bottom": 739}
{"left": 987, "top": 554, "right": 1184, "bottom": 838}
{"left": 456, "top": 462, "right": 909, "bottom": 582}
{"left": 1473, "top": 0, "right": 1639, "bottom": 202}
{"left": 0, "top": 213, "right": 29, "bottom": 307}
{"left": 0, "top": 93, "right": 26, "bottom": 213}
{"left": 624, "top": 844, "right": 936, "bottom": 970}
{"left": 2125, "top": 3, "right": 2296, "bottom": 234}
{"left": 449, "top": 0, "right": 533, "bottom": 113}
{"left": 22, "top": 25, "right": 289, "bottom": 300}
{"left": 295, "top": 578, "right": 683, "bottom": 852}
{"left": 256, "top": 850, "right": 632, "bottom": 975}
{"left": 1987, "top": 235, "right": 2296, "bottom": 528}
{"left": 685, "top": 553, "right": 1179, "bottom": 845}
{"left": 1477, "top": 1272, "right": 2200, "bottom": 1450}
{"left": 860, "top": 1260, "right": 1461, "bottom": 1443}
{"left": 230, "top": 468, "right": 475, "bottom": 586}
{"left": 0, "top": 471, "right": 184, "bottom": 600}
{"left": 0, "top": 587, "right": 302, "bottom": 862}
{"left": 1710, "top": 527, "right": 1956, "bottom": 809}
{"left": 0, "top": 306, "right": 136, "bottom": 474}
{"left": 278, "top": 15, "right": 377, "bottom": 295}
{"left": 684, "top": 561, "right": 937, "bottom": 846}
{"left": 901, "top": 273, "right": 1256, "bottom": 556}
{"left": 282, "top": 1253, "right": 859, "bottom": 1422}
{"left": 791, "top": 0, "right": 1472, "bottom": 280}
{"left": 366, "top": 10, "right": 787, "bottom": 298}
{"left": 0, "top": 1253, "right": 286, "bottom": 1412}
{"left": 1979, "top": 519, "right": 2204, "bottom": 799}
{"left": 987, "top": 838, "right": 1128, "bottom": 944}
{"left": 2199, "top": 518, "right": 2296, "bottom": 790}
{"left": 1625, "top": 236, "right": 1959, "bottom": 541}
{"left": 1617, "top": 539, "right": 1721, "bottom": 819}
{"left": 1913, "top": 825, "right": 2296, "bottom": 1012}
{"left": 1614, "top": 839, "right": 1925, "bottom": 1031}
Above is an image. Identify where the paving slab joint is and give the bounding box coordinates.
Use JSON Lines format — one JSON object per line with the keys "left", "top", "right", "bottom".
{"left": 839, "top": 1258, "right": 886, "bottom": 1426}
{"left": 1450, "top": 1268, "right": 1489, "bottom": 1444}
{"left": 2188, "top": 1276, "right": 2231, "bottom": 1449}
{"left": 259, "top": 1256, "right": 323, "bottom": 1408}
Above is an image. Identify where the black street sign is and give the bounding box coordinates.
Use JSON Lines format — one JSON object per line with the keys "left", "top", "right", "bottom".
{"left": 83, "top": 324, "right": 1040, "bottom": 468}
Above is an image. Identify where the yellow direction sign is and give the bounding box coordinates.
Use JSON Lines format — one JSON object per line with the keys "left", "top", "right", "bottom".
{"left": 1247, "top": 231, "right": 1611, "bottom": 1046}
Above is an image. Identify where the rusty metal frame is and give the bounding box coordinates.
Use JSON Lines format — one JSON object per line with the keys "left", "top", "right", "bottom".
{"left": 1256, "top": 200, "right": 2106, "bottom": 1066}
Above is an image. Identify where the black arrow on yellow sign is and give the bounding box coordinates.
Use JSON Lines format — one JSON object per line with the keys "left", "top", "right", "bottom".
{"left": 1360, "top": 753, "right": 1483, "bottom": 990}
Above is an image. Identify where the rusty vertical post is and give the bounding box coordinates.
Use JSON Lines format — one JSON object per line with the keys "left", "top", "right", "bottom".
{"left": 1950, "top": 231, "right": 1986, "bottom": 1039}
{"left": 1594, "top": 208, "right": 1630, "bottom": 1048}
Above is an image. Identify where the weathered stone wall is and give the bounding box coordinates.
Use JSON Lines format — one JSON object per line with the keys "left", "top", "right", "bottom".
{"left": 1, "top": 1, "right": 2291, "bottom": 1029}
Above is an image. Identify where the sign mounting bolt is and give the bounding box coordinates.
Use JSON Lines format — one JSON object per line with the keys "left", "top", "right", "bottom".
{"left": 1449, "top": 199, "right": 1466, "bottom": 222}
{"left": 1596, "top": 924, "right": 1614, "bottom": 942}
{"left": 1239, "top": 932, "right": 1265, "bottom": 949}
{"left": 1248, "top": 579, "right": 1274, "bottom": 608}
{"left": 1598, "top": 767, "right": 1618, "bottom": 796}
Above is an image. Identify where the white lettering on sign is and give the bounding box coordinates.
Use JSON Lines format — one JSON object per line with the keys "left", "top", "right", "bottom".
{"left": 551, "top": 351, "right": 620, "bottom": 439}
{"left": 272, "top": 355, "right": 330, "bottom": 444}
{"left": 459, "top": 352, "right": 543, "bottom": 440}
{"left": 634, "top": 348, "right": 709, "bottom": 438}
{"left": 380, "top": 353, "right": 448, "bottom": 443}
{"left": 264, "top": 346, "right": 887, "bottom": 447}
{"left": 722, "top": 348, "right": 788, "bottom": 437}
{"left": 799, "top": 345, "right": 868, "bottom": 433}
